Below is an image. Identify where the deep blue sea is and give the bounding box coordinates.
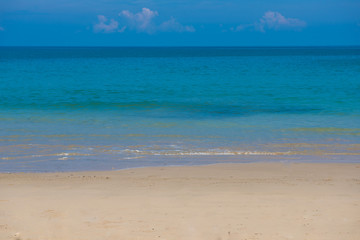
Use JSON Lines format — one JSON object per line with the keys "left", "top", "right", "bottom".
{"left": 1, "top": 47, "right": 360, "bottom": 172}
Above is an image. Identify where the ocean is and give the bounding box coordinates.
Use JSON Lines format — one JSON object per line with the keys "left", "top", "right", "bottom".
{"left": 0, "top": 46, "right": 360, "bottom": 172}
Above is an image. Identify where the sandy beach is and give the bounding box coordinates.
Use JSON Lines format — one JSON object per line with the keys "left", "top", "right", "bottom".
{"left": 1, "top": 163, "right": 360, "bottom": 240}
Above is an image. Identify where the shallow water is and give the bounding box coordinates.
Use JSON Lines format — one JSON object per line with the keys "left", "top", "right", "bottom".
{"left": 1, "top": 47, "right": 360, "bottom": 172}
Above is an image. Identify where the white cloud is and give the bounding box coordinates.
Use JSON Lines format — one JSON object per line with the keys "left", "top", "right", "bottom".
{"left": 120, "top": 8, "right": 158, "bottom": 33}
{"left": 159, "top": 17, "right": 195, "bottom": 32}
{"left": 93, "top": 8, "right": 195, "bottom": 34}
{"left": 231, "top": 24, "right": 252, "bottom": 32}
{"left": 232, "top": 11, "right": 306, "bottom": 32}
{"left": 93, "top": 15, "right": 123, "bottom": 33}
{"left": 256, "top": 11, "right": 306, "bottom": 32}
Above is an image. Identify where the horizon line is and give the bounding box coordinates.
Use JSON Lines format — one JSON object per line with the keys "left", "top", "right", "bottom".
{"left": 1, "top": 45, "right": 360, "bottom": 48}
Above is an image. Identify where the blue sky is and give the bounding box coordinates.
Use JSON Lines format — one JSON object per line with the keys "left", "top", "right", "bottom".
{"left": 0, "top": 0, "right": 359, "bottom": 46}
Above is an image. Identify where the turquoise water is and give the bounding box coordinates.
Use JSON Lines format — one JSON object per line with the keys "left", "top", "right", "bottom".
{"left": 1, "top": 47, "right": 360, "bottom": 172}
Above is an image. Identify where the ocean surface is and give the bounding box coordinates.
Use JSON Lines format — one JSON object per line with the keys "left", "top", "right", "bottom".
{"left": 0, "top": 47, "right": 360, "bottom": 172}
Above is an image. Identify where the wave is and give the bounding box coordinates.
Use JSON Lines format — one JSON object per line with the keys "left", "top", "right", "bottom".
{"left": 121, "top": 149, "right": 291, "bottom": 156}
{"left": 0, "top": 100, "right": 324, "bottom": 117}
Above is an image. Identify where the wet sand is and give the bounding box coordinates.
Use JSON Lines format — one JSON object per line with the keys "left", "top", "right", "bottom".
{"left": 1, "top": 163, "right": 360, "bottom": 240}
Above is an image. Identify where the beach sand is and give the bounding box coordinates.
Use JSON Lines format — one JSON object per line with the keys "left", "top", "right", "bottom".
{"left": 0, "top": 163, "right": 360, "bottom": 240}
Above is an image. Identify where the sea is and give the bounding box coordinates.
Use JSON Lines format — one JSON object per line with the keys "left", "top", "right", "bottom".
{"left": 0, "top": 46, "right": 360, "bottom": 172}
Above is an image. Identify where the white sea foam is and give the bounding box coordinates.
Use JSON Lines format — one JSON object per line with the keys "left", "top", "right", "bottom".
{"left": 122, "top": 149, "right": 291, "bottom": 156}
{"left": 56, "top": 153, "right": 70, "bottom": 156}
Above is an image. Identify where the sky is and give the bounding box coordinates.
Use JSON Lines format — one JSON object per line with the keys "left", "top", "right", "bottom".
{"left": 0, "top": 0, "right": 359, "bottom": 46}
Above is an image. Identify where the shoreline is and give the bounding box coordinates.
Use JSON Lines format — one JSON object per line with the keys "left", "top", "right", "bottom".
{"left": 2, "top": 160, "right": 360, "bottom": 174}
{"left": 3, "top": 154, "right": 360, "bottom": 173}
{"left": 1, "top": 162, "right": 360, "bottom": 240}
